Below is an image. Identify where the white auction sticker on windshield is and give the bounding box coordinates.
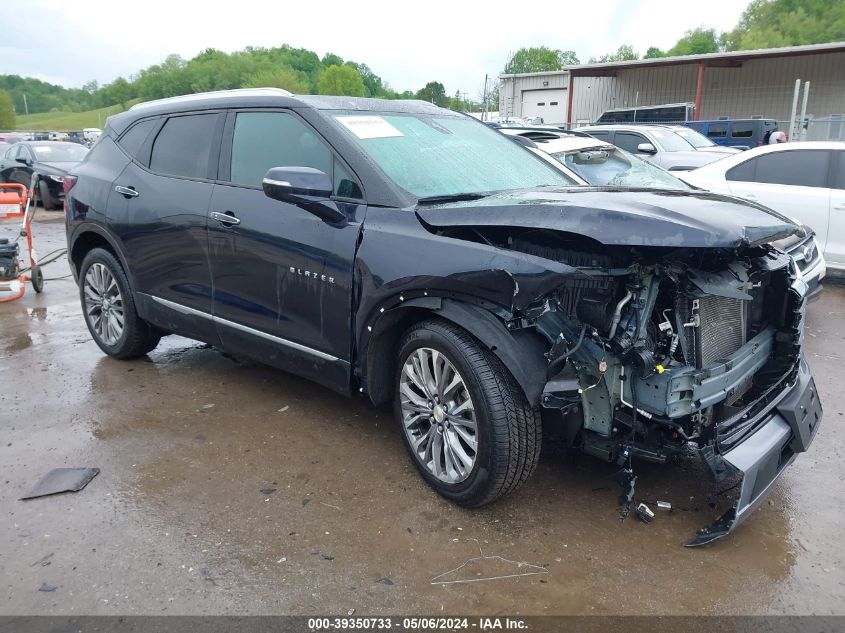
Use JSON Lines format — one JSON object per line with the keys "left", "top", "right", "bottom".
{"left": 336, "top": 115, "right": 403, "bottom": 139}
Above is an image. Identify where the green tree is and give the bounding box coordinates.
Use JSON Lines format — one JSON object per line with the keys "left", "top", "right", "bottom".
{"left": 503, "top": 46, "right": 580, "bottom": 74}
{"left": 0, "top": 90, "right": 15, "bottom": 129}
{"left": 317, "top": 64, "right": 366, "bottom": 96}
{"left": 644, "top": 46, "right": 666, "bottom": 58}
{"left": 415, "top": 81, "right": 449, "bottom": 107}
{"left": 723, "top": 0, "right": 845, "bottom": 50}
{"left": 589, "top": 44, "right": 639, "bottom": 63}
{"left": 667, "top": 27, "right": 723, "bottom": 56}
{"left": 321, "top": 53, "right": 344, "bottom": 68}
{"left": 244, "top": 67, "right": 310, "bottom": 93}
{"left": 103, "top": 77, "right": 132, "bottom": 109}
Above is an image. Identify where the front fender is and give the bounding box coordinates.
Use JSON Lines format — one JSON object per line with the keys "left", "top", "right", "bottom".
{"left": 363, "top": 296, "right": 548, "bottom": 407}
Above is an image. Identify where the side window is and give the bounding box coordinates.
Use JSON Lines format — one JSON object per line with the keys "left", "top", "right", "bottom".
{"left": 731, "top": 123, "right": 754, "bottom": 138}
{"left": 117, "top": 119, "right": 158, "bottom": 162}
{"left": 150, "top": 114, "right": 218, "bottom": 179}
{"left": 707, "top": 123, "right": 727, "bottom": 138}
{"left": 334, "top": 160, "right": 363, "bottom": 199}
{"left": 752, "top": 151, "right": 830, "bottom": 188}
{"left": 726, "top": 158, "right": 756, "bottom": 182}
{"left": 588, "top": 131, "right": 611, "bottom": 141}
{"left": 614, "top": 132, "right": 647, "bottom": 153}
{"left": 229, "top": 111, "right": 361, "bottom": 197}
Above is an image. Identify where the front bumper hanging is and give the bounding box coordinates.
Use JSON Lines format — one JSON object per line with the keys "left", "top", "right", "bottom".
{"left": 687, "top": 358, "right": 822, "bottom": 546}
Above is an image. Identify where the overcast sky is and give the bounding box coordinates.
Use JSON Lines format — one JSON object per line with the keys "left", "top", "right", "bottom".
{"left": 3, "top": 0, "right": 750, "bottom": 97}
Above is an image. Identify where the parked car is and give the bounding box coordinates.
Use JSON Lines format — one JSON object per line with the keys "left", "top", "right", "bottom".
{"left": 669, "top": 126, "right": 742, "bottom": 154}
{"left": 66, "top": 89, "right": 821, "bottom": 545}
{"left": 680, "top": 141, "right": 845, "bottom": 271}
{"left": 502, "top": 127, "right": 826, "bottom": 296}
{"left": 577, "top": 124, "right": 735, "bottom": 170}
{"left": 684, "top": 119, "right": 778, "bottom": 150}
{"left": 0, "top": 141, "right": 89, "bottom": 209}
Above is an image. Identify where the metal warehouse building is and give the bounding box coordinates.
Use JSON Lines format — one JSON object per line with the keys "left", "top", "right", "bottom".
{"left": 499, "top": 42, "right": 845, "bottom": 139}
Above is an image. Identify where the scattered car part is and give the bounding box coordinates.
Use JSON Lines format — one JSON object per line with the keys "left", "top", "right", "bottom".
{"left": 20, "top": 468, "right": 100, "bottom": 500}
{"left": 636, "top": 502, "right": 655, "bottom": 523}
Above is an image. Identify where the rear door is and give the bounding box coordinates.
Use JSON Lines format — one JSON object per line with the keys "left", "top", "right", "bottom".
{"left": 827, "top": 150, "right": 845, "bottom": 268}
{"left": 208, "top": 109, "right": 365, "bottom": 391}
{"left": 725, "top": 149, "right": 832, "bottom": 251}
{"left": 109, "top": 111, "right": 223, "bottom": 342}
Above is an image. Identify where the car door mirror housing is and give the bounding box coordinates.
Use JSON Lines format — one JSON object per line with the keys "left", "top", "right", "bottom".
{"left": 15, "top": 156, "right": 30, "bottom": 165}
{"left": 637, "top": 143, "right": 657, "bottom": 154}
{"left": 262, "top": 166, "right": 346, "bottom": 225}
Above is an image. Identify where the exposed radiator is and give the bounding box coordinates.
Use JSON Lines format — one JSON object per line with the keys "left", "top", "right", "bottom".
{"left": 679, "top": 296, "right": 748, "bottom": 368}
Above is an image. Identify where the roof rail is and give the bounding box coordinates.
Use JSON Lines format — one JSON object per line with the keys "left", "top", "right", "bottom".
{"left": 129, "top": 88, "right": 293, "bottom": 111}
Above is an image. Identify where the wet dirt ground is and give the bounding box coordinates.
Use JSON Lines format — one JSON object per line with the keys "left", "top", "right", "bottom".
{"left": 1, "top": 215, "right": 843, "bottom": 616}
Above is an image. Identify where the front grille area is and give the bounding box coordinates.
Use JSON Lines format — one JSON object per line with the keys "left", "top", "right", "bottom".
{"left": 786, "top": 235, "right": 819, "bottom": 276}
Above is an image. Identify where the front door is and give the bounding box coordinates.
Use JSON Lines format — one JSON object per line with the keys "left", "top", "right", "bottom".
{"left": 725, "top": 149, "right": 832, "bottom": 254}
{"left": 208, "top": 110, "right": 365, "bottom": 392}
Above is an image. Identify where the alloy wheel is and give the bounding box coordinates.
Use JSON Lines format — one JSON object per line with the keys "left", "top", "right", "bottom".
{"left": 399, "top": 347, "right": 478, "bottom": 484}
{"left": 83, "top": 263, "right": 125, "bottom": 346}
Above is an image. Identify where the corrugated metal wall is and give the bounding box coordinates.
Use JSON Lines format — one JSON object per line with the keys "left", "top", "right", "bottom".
{"left": 503, "top": 50, "right": 845, "bottom": 126}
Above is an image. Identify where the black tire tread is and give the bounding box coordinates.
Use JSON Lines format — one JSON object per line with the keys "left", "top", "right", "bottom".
{"left": 399, "top": 318, "right": 542, "bottom": 507}
{"left": 79, "top": 248, "right": 160, "bottom": 359}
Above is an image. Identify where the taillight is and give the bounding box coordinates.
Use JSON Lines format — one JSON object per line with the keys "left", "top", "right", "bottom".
{"left": 62, "top": 176, "right": 77, "bottom": 213}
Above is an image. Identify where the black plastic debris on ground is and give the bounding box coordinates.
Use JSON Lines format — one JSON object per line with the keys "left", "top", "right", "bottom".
{"left": 20, "top": 468, "right": 100, "bottom": 500}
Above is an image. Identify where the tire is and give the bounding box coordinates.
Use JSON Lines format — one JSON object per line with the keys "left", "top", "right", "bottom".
{"left": 31, "top": 265, "right": 43, "bottom": 293}
{"left": 79, "top": 248, "right": 160, "bottom": 359}
{"left": 394, "top": 318, "right": 542, "bottom": 507}
{"left": 38, "top": 180, "right": 59, "bottom": 211}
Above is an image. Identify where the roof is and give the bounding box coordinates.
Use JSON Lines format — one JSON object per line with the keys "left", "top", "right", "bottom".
{"left": 110, "top": 90, "right": 449, "bottom": 135}
{"left": 500, "top": 42, "right": 845, "bottom": 79}
{"left": 568, "top": 41, "right": 845, "bottom": 76}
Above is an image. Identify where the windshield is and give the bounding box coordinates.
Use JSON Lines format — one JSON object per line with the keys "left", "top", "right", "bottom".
{"left": 331, "top": 112, "right": 575, "bottom": 199}
{"left": 649, "top": 129, "right": 695, "bottom": 152}
{"left": 554, "top": 146, "right": 691, "bottom": 191}
{"left": 672, "top": 128, "right": 715, "bottom": 148}
{"left": 30, "top": 144, "right": 89, "bottom": 162}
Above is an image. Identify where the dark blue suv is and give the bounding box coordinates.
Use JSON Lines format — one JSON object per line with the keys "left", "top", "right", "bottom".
{"left": 65, "top": 89, "right": 820, "bottom": 544}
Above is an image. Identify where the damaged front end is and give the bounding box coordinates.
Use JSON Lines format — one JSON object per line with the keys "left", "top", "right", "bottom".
{"left": 429, "top": 221, "right": 822, "bottom": 544}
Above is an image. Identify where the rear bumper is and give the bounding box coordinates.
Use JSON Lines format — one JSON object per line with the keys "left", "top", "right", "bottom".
{"left": 687, "top": 357, "right": 822, "bottom": 546}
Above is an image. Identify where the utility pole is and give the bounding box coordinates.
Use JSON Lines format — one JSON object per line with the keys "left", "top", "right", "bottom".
{"left": 482, "top": 74, "right": 488, "bottom": 122}
{"left": 23, "top": 93, "right": 29, "bottom": 116}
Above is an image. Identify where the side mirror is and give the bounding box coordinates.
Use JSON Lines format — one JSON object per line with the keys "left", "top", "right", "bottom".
{"left": 636, "top": 142, "right": 657, "bottom": 154}
{"left": 15, "top": 156, "right": 30, "bottom": 165}
{"left": 262, "top": 166, "right": 346, "bottom": 225}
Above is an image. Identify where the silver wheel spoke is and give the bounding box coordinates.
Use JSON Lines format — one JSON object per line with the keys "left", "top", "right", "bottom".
{"left": 399, "top": 346, "right": 477, "bottom": 485}
{"left": 84, "top": 263, "right": 124, "bottom": 346}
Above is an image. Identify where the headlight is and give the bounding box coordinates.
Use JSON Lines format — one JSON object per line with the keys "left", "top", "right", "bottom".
{"left": 46, "top": 175, "right": 65, "bottom": 183}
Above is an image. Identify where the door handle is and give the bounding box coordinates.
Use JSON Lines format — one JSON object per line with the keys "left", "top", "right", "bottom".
{"left": 210, "top": 210, "right": 241, "bottom": 226}
{"left": 114, "top": 185, "right": 139, "bottom": 198}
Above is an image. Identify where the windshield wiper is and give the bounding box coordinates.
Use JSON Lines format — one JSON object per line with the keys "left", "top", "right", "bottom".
{"left": 416, "top": 192, "right": 489, "bottom": 205}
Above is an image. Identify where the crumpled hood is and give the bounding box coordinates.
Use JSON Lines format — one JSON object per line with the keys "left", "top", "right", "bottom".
{"left": 416, "top": 188, "right": 801, "bottom": 248}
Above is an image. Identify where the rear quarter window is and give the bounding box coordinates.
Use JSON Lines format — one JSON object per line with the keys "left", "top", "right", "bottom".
{"left": 117, "top": 118, "right": 159, "bottom": 163}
